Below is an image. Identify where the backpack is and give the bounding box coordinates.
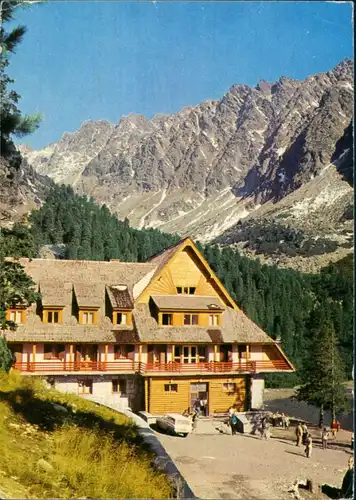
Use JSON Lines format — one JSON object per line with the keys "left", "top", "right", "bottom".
{"left": 231, "top": 415, "right": 238, "bottom": 425}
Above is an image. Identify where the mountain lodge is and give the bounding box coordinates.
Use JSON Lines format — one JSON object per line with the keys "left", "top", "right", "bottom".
{"left": 3, "top": 238, "right": 294, "bottom": 415}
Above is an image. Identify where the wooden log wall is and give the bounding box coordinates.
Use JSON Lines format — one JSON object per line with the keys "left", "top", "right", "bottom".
{"left": 148, "top": 376, "right": 247, "bottom": 415}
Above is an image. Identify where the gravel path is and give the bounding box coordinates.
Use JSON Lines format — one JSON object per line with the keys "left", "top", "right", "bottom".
{"left": 155, "top": 429, "right": 352, "bottom": 499}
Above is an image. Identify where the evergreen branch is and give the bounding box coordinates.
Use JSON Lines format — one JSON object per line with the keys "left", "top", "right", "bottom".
{"left": 2, "top": 25, "right": 26, "bottom": 52}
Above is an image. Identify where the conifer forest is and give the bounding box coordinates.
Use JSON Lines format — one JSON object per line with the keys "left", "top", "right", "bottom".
{"left": 1, "top": 185, "right": 353, "bottom": 387}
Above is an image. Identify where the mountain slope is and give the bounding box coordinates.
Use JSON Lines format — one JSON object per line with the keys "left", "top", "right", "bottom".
{"left": 215, "top": 120, "right": 354, "bottom": 272}
{"left": 19, "top": 60, "right": 353, "bottom": 249}
{"left": 0, "top": 155, "right": 53, "bottom": 227}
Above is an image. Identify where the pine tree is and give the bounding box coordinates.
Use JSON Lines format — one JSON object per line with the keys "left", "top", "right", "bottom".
{"left": 0, "top": 1, "right": 43, "bottom": 162}
{"left": 296, "top": 319, "right": 348, "bottom": 426}
{"left": 0, "top": 237, "right": 39, "bottom": 321}
{"left": 0, "top": 337, "right": 14, "bottom": 372}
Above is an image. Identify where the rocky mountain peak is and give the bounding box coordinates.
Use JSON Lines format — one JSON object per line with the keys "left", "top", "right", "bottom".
{"left": 18, "top": 60, "right": 353, "bottom": 258}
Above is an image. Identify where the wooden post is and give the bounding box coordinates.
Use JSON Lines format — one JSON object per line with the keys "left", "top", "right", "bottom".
{"left": 144, "top": 378, "right": 148, "bottom": 412}
{"left": 214, "top": 345, "right": 218, "bottom": 362}
{"left": 69, "top": 344, "right": 73, "bottom": 364}
{"left": 138, "top": 344, "right": 142, "bottom": 364}
{"left": 246, "top": 344, "right": 250, "bottom": 361}
{"left": 32, "top": 344, "right": 36, "bottom": 363}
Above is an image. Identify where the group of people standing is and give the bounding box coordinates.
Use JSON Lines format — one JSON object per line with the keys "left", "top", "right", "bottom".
{"left": 295, "top": 422, "right": 312, "bottom": 457}
{"left": 295, "top": 421, "right": 340, "bottom": 458}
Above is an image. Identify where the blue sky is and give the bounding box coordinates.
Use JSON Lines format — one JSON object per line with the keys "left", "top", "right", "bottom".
{"left": 8, "top": 1, "right": 353, "bottom": 149}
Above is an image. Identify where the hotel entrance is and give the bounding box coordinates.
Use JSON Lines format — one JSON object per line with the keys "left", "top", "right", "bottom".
{"left": 190, "top": 382, "right": 208, "bottom": 416}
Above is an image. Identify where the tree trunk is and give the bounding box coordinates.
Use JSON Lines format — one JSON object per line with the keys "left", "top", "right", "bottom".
{"left": 331, "top": 405, "right": 336, "bottom": 424}
{"left": 319, "top": 405, "right": 324, "bottom": 428}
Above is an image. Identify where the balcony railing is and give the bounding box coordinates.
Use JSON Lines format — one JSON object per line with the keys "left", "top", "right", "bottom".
{"left": 141, "top": 360, "right": 290, "bottom": 373}
{"left": 14, "top": 361, "right": 139, "bottom": 373}
{"left": 14, "top": 359, "right": 291, "bottom": 374}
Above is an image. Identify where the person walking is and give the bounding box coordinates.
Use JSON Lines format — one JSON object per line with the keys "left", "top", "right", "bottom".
{"left": 191, "top": 409, "right": 198, "bottom": 432}
{"left": 285, "top": 415, "right": 290, "bottom": 429}
{"left": 296, "top": 423, "right": 303, "bottom": 447}
{"left": 231, "top": 411, "right": 238, "bottom": 436}
{"left": 281, "top": 413, "right": 286, "bottom": 429}
{"left": 305, "top": 433, "right": 313, "bottom": 458}
{"left": 302, "top": 423, "right": 308, "bottom": 445}
{"left": 321, "top": 427, "right": 329, "bottom": 450}
{"left": 261, "top": 416, "right": 270, "bottom": 439}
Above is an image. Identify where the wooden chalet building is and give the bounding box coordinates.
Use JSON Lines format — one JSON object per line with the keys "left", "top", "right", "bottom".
{"left": 4, "top": 238, "right": 294, "bottom": 415}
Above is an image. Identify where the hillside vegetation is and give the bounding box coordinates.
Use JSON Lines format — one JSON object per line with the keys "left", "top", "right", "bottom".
{"left": 1, "top": 185, "right": 353, "bottom": 386}
{"left": 0, "top": 371, "right": 172, "bottom": 499}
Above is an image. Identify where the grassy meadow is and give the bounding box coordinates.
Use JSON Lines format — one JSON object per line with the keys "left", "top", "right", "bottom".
{"left": 0, "top": 371, "right": 173, "bottom": 499}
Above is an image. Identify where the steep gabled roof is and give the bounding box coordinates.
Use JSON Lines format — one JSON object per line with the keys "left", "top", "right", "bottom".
{"left": 142, "top": 238, "right": 238, "bottom": 310}
{"left": 145, "top": 238, "right": 187, "bottom": 280}
{"left": 12, "top": 258, "right": 157, "bottom": 292}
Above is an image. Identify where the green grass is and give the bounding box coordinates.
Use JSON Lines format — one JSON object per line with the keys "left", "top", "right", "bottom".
{"left": 0, "top": 371, "right": 173, "bottom": 499}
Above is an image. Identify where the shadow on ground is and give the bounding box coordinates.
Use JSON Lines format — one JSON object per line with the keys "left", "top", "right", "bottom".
{"left": 0, "top": 387, "right": 150, "bottom": 453}
{"left": 150, "top": 423, "right": 188, "bottom": 438}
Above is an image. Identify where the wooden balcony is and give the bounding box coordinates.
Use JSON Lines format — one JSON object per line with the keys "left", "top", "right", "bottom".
{"left": 140, "top": 360, "right": 291, "bottom": 374}
{"left": 14, "top": 361, "right": 139, "bottom": 373}
{"left": 14, "top": 359, "right": 291, "bottom": 375}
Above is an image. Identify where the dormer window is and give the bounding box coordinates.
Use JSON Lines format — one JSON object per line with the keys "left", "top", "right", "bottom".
{"left": 80, "top": 310, "right": 97, "bottom": 325}
{"left": 184, "top": 314, "right": 199, "bottom": 326}
{"left": 208, "top": 314, "right": 220, "bottom": 327}
{"left": 113, "top": 311, "right": 132, "bottom": 326}
{"left": 176, "top": 287, "right": 196, "bottom": 295}
{"left": 7, "top": 309, "right": 25, "bottom": 324}
{"left": 162, "top": 313, "right": 173, "bottom": 326}
{"left": 106, "top": 285, "right": 133, "bottom": 327}
{"left": 48, "top": 311, "right": 59, "bottom": 324}
{"left": 42, "top": 308, "right": 63, "bottom": 324}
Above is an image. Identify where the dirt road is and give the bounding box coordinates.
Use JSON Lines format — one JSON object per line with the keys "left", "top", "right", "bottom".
{"left": 156, "top": 431, "right": 352, "bottom": 499}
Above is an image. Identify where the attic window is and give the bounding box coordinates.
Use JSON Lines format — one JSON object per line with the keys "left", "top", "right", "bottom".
{"left": 48, "top": 311, "right": 59, "bottom": 324}
{"left": 176, "top": 287, "right": 196, "bottom": 295}
{"left": 42, "top": 309, "right": 62, "bottom": 324}
{"left": 116, "top": 312, "right": 127, "bottom": 325}
{"left": 80, "top": 310, "right": 97, "bottom": 325}
{"left": 113, "top": 311, "right": 132, "bottom": 326}
{"left": 162, "top": 313, "right": 172, "bottom": 326}
{"left": 8, "top": 309, "right": 24, "bottom": 324}
{"left": 184, "top": 314, "right": 199, "bottom": 326}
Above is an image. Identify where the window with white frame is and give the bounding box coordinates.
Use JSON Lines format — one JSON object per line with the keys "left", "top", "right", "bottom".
{"left": 116, "top": 312, "right": 127, "bottom": 325}
{"left": 208, "top": 314, "right": 219, "bottom": 327}
{"left": 9, "top": 310, "right": 23, "bottom": 323}
{"left": 82, "top": 311, "right": 94, "bottom": 325}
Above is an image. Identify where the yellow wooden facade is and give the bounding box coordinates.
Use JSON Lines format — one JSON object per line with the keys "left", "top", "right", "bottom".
{"left": 157, "top": 311, "right": 221, "bottom": 327}
{"left": 137, "top": 244, "right": 236, "bottom": 310}
{"left": 146, "top": 376, "right": 247, "bottom": 415}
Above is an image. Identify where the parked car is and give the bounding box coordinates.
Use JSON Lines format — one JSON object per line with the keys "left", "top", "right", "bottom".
{"left": 156, "top": 413, "right": 192, "bottom": 437}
